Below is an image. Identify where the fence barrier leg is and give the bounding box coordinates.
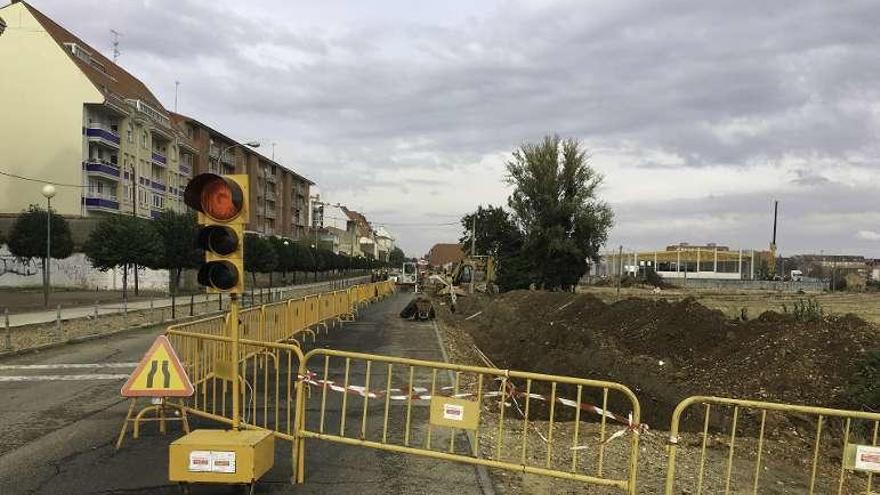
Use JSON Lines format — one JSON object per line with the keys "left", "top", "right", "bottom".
{"left": 4, "top": 308, "right": 10, "bottom": 351}
{"left": 189, "top": 294, "right": 194, "bottom": 317}
{"left": 55, "top": 304, "right": 63, "bottom": 341}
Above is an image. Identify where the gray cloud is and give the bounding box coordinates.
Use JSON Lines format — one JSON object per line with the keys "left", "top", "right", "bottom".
{"left": 31, "top": 0, "right": 880, "bottom": 255}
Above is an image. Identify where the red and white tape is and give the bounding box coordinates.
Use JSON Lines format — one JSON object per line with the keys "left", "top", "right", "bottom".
{"left": 297, "top": 371, "right": 648, "bottom": 440}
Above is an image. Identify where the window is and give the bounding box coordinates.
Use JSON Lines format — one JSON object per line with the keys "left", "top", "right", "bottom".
{"left": 127, "top": 124, "right": 134, "bottom": 143}
{"left": 141, "top": 131, "right": 148, "bottom": 149}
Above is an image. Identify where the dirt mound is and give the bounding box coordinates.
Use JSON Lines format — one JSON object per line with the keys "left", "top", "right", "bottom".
{"left": 444, "top": 290, "right": 879, "bottom": 427}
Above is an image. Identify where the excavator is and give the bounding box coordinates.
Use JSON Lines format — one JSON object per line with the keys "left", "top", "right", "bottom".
{"left": 400, "top": 255, "right": 497, "bottom": 320}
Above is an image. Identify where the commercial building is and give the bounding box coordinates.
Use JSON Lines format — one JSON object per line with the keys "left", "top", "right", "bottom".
{"left": 598, "top": 243, "right": 763, "bottom": 280}
{"left": 0, "top": 1, "right": 312, "bottom": 239}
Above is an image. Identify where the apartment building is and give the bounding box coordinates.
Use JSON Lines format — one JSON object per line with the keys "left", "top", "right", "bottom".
{"left": 172, "top": 114, "right": 313, "bottom": 239}
{"left": 0, "top": 1, "right": 312, "bottom": 239}
{"left": 0, "top": 1, "right": 189, "bottom": 219}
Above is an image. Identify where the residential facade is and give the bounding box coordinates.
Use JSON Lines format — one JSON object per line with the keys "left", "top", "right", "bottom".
{"left": 0, "top": 1, "right": 312, "bottom": 238}
{"left": 172, "top": 114, "right": 313, "bottom": 238}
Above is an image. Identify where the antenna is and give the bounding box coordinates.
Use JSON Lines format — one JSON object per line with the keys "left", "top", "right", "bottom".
{"left": 110, "top": 29, "right": 122, "bottom": 62}
{"left": 174, "top": 81, "right": 180, "bottom": 112}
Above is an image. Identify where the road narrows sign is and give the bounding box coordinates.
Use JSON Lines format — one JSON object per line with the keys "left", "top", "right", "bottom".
{"left": 121, "top": 335, "right": 194, "bottom": 397}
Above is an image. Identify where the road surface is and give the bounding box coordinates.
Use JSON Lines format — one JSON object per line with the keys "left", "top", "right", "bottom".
{"left": 0, "top": 291, "right": 488, "bottom": 494}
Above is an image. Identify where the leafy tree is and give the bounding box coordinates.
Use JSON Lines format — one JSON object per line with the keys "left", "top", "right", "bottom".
{"left": 83, "top": 215, "right": 161, "bottom": 298}
{"left": 388, "top": 246, "right": 406, "bottom": 267}
{"left": 459, "top": 205, "right": 523, "bottom": 260}
{"left": 293, "top": 242, "right": 315, "bottom": 281}
{"left": 506, "top": 134, "right": 613, "bottom": 290}
{"left": 459, "top": 205, "right": 527, "bottom": 291}
{"left": 244, "top": 234, "right": 278, "bottom": 288}
{"left": 8, "top": 204, "right": 74, "bottom": 269}
{"left": 152, "top": 210, "right": 201, "bottom": 294}
{"left": 268, "top": 236, "right": 297, "bottom": 284}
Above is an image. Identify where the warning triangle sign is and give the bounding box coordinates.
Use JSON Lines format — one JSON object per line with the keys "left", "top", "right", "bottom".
{"left": 121, "top": 335, "right": 194, "bottom": 398}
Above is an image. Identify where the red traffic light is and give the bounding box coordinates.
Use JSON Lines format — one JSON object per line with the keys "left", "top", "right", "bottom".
{"left": 197, "top": 261, "right": 239, "bottom": 291}
{"left": 184, "top": 173, "right": 244, "bottom": 221}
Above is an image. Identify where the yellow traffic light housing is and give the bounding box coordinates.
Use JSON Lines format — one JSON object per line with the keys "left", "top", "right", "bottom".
{"left": 184, "top": 174, "right": 249, "bottom": 294}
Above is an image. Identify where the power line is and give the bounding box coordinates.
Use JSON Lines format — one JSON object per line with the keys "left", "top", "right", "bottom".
{"left": 0, "top": 169, "right": 88, "bottom": 188}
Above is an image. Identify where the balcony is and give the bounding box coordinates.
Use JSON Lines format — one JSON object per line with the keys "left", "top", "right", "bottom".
{"left": 265, "top": 191, "right": 277, "bottom": 202}
{"left": 151, "top": 151, "right": 167, "bottom": 166}
{"left": 265, "top": 208, "right": 277, "bottom": 219}
{"left": 84, "top": 124, "right": 120, "bottom": 148}
{"left": 266, "top": 173, "right": 277, "bottom": 183}
{"left": 82, "top": 160, "right": 120, "bottom": 180}
{"left": 179, "top": 164, "right": 191, "bottom": 175}
{"left": 149, "top": 180, "right": 166, "bottom": 192}
{"left": 83, "top": 192, "right": 119, "bottom": 211}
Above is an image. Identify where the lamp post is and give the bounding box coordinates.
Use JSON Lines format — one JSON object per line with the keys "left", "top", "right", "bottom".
{"left": 41, "top": 184, "right": 56, "bottom": 307}
{"left": 216, "top": 141, "right": 260, "bottom": 174}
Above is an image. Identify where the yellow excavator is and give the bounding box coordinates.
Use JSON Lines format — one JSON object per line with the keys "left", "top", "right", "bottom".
{"left": 427, "top": 255, "right": 496, "bottom": 310}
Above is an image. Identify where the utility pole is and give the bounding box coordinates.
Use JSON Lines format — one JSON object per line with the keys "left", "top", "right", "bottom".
{"left": 471, "top": 214, "right": 476, "bottom": 256}
{"left": 174, "top": 81, "right": 179, "bottom": 112}
{"left": 616, "top": 245, "right": 623, "bottom": 299}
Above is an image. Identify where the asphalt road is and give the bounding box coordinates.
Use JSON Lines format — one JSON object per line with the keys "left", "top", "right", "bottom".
{"left": 0, "top": 291, "right": 487, "bottom": 494}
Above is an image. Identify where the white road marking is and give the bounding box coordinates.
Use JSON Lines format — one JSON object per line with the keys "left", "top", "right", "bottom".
{"left": 0, "top": 374, "right": 130, "bottom": 382}
{"left": 0, "top": 363, "right": 138, "bottom": 370}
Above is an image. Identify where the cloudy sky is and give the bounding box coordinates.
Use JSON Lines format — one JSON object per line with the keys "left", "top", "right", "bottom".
{"left": 29, "top": 0, "right": 880, "bottom": 256}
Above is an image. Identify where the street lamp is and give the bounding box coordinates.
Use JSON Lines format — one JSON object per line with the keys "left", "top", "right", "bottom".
{"left": 41, "top": 184, "right": 56, "bottom": 307}
{"left": 216, "top": 141, "right": 260, "bottom": 172}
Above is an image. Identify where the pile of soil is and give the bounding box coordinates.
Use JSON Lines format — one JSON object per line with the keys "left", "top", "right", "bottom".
{"left": 443, "top": 290, "right": 879, "bottom": 427}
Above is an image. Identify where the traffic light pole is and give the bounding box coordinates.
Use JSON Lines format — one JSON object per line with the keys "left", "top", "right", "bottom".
{"left": 229, "top": 293, "right": 241, "bottom": 430}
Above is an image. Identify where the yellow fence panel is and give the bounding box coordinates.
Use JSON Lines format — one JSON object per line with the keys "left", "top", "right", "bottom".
{"left": 289, "top": 299, "right": 305, "bottom": 336}
{"left": 665, "top": 396, "right": 880, "bottom": 495}
{"left": 295, "top": 349, "right": 641, "bottom": 493}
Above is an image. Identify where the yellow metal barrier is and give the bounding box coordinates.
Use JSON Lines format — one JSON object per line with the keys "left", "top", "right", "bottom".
{"left": 665, "top": 396, "right": 880, "bottom": 495}
{"left": 166, "top": 330, "right": 306, "bottom": 472}
{"left": 294, "top": 348, "right": 640, "bottom": 493}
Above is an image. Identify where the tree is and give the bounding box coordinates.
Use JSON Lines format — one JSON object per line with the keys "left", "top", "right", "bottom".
{"left": 83, "top": 215, "right": 161, "bottom": 298}
{"left": 459, "top": 205, "right": 527, "bottom": 292}
{"left": 388, "top": 246, "right": 406, "bottom": 267}
{"left": 506, "top": 134, "right": 613, "bottom": 290}
{"left": 8, "top": 204, "right": 75, "bottom": 266}
{"left": 153, "top": 210, "right": 201, "bottom": 295}
{"left": 294, "top": 242, "right": 315, "bottom": 282}
{"left": 269, "top": 237, "right": 297, "bottom": 283}
{"left": 244, "top": 234, "right": 278, "bottom": 288}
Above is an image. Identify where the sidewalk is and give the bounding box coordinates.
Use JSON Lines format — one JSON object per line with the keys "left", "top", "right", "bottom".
{"left": 5, "top": 276, "right": 370, "bottom": 328}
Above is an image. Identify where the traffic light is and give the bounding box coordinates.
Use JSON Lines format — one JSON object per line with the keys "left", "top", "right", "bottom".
{"left": 183, "top": 173, "right": 249, "bottom": 293}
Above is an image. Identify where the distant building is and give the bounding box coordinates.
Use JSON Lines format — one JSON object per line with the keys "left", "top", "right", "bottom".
{"left": 598, "top": 243, "right": 761, "bottom": 280}
{"left": 427, "top": 243, "right": 466, "bottom": 268}
{"left": 374, "top": 227, "right": 395, "bottom": 262}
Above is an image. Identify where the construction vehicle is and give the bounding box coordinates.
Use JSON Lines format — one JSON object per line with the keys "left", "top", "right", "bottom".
{"left": 426, "top": 255, "right": 497, "bottom": 310}
{"left": 397, "top": 261, "right": 418, "bottom": 287}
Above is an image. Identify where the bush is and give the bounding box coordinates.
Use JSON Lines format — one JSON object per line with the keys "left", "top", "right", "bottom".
{"left": 849, "top": 350, "right": 880, "bottom": 411}
{"left": 794, "top": 298, "right": 823, "bottom": 321}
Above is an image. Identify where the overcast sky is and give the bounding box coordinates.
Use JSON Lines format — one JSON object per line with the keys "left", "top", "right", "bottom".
{"left": 30, "top": 0, "right": 880, "bottom": 257}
